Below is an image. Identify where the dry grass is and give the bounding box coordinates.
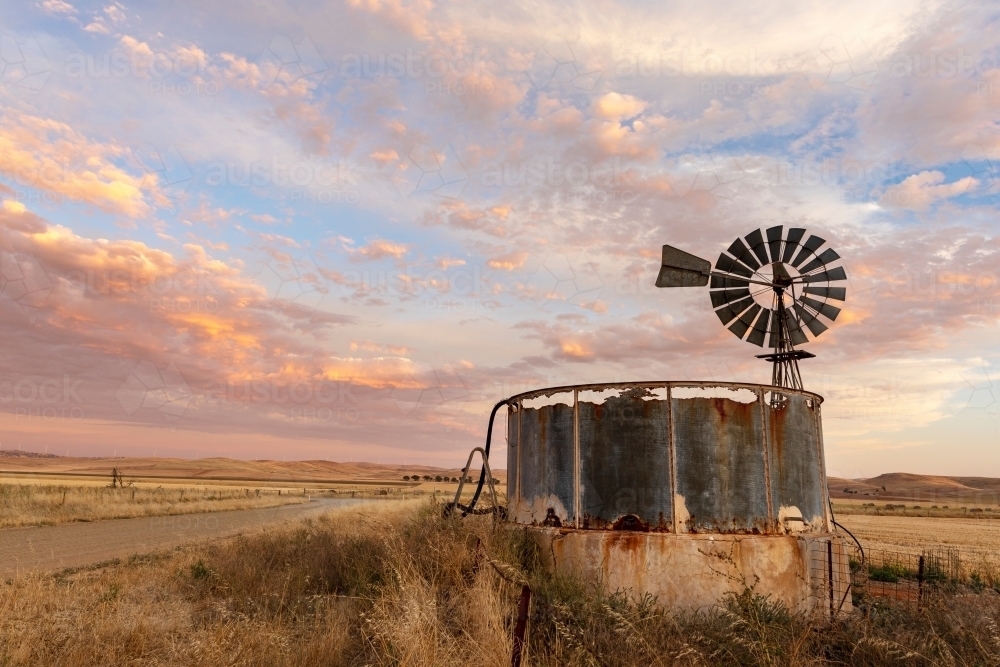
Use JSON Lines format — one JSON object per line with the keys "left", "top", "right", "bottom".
{"left": 1, "top": 500, "right": 999, "bottom": 666}
{"left": 0, "top": 483, "right": 306, "bottom": 528}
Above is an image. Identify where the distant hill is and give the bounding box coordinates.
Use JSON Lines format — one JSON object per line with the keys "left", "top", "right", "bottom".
{"left": 829, "top": 473, "right": 1000, "bottom": 503}
{"left": 0, "top": 450, "right": 59, "bottom": 458}
{"left": 3, "top": 454, "right": 993, "bottom": 503}
{"left": 0, "top": 453, "right": 505, "bottom": 485}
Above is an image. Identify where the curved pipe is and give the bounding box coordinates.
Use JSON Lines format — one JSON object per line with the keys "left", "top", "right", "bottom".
{"left": 464, "top": 398, "right": 510, "bottom": 512}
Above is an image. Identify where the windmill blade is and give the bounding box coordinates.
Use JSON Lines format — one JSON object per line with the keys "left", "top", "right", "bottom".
{"left": 714, "top": 296, "right": 755, "bottom": 325}
{"left": 798, "top": 248, "right": 841, "bottom": 275}
{"left": 799, "top": 295, "right": 841, "bottom": 321}
{"left": 780, "top": 228, "right": 806, "bottom": 263}
{"left": 784, "top": 309, "right": 809, "bottom": 345}
{"left": 710, "top": 288, "right": 751, "bottom": 308}
{"left": 727, "top": 238, "right": 761, "bottom": 271}
{"left": 746, "top": 308, "right": 770, "bottom": 347}
{"left": 794, "top": 303, "right": 829, "bottom": 337}
{"left": 711, "top": 274, "right": 750, "bottom": 289}
{"left": 802, "top": 266, "right": 847, "bottom": 283}
{"left": 766, "top": 307, "right": 807, "bottom": 348}
{"left": 714, "top": 252, "right": 754, "bottom": 278}
{"left": 744, "top": 229, "right": 770, "bottom": 266}
{"left": 728, "top": 303, "right": 761, "bottom": 339}
{"left": 655, "top": 245, "right": 712, "bottom": 287}
{"left": 790, "top": 234, "right": 826, "bottom": 267}
{"left": 766, "top": 226, "right": 783, "bottom": 262}
{"left": 804, "top": 285, "right": 846, "bottom": 301}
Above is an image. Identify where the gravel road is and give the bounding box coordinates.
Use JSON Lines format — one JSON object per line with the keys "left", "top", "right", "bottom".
{"left": 0, "top": 498, "right": 366, "bottom": 578}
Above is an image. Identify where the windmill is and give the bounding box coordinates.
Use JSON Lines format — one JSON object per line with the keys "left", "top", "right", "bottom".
{"left": 656, "top": 226, "right": 847, "bottom": 390}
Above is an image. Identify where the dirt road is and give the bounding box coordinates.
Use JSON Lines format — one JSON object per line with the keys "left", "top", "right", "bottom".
{"left": 0, "top": 498, "right": 366, "bottom": 578}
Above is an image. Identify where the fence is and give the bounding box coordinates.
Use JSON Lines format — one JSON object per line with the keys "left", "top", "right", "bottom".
{"left": 845, "top": 544, "right": 1000, "bottom": 609}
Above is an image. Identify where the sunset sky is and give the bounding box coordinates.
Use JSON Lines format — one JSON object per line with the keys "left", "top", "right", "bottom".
{"left": 0, "top": 1, "right": 998, "bottom": 476}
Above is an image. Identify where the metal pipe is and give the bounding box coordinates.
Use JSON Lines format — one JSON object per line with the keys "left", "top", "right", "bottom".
{"left": 573, "top": 388, "right": 581, "bottom": 528}
{"left": 466, "top": 398, "right": 511, "bottom": 512}
{"left": 511, "top": 585, "right": 531, "bottom": 667}
{"left": 918, "top": 555, "right": 925, "bottom": 605}
{"left": 827, "top": 539, "right": 834, "bottom": 616}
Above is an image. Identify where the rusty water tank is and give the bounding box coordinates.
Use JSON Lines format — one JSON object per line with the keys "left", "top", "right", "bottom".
{"left": 505, "top": 381, "right": 851, "bottom": 615}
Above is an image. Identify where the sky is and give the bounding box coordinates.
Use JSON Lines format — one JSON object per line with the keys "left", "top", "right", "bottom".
{"left": 0, "top": 0, "right": 998, "bottom": 476}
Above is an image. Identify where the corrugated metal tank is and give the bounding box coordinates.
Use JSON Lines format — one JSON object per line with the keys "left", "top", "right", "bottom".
{"left": 506, "top": 382, "right": 831, "bottom": 535}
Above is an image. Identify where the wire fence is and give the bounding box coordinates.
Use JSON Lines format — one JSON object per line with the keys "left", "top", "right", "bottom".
{"left": 846, "top": 544, "right": 1000, "bottom": 610}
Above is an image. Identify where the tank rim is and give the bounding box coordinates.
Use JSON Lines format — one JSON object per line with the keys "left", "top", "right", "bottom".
{"left": 506, "top": 380, "right": 823, "bottom": 405}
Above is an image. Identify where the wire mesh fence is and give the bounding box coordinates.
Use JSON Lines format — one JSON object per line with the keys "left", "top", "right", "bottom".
{"left": 845, "top": 543, "right": 1000, "bottom": 610}
{"left": 806, "top": 537, "right": 854, "bottom": 617}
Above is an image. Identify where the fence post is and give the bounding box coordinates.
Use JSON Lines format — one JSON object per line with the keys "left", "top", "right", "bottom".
{"left": 917, "top": 555, "right": 925, "bottom": 605}
{"left": 827, "top": 540, "right": 834, "bottom": 616}
{"left": 511, "top": 584, "right": 531, "bottom": 667}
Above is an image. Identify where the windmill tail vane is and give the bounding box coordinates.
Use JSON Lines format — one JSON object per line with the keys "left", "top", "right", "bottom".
{"left": 655, "top": 226, "right": 847, "bottom": 391}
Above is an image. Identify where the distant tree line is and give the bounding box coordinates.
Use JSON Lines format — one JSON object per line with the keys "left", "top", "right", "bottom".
{"left": 401, "top": 474, "right": 472, "bottom": 482}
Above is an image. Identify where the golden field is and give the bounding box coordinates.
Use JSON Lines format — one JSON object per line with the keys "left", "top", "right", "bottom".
{"left": 0, "top": 453, "right": 499, "bottom": 528}
{"left": 0, "top": 483, "right": 310, "bottom": 529}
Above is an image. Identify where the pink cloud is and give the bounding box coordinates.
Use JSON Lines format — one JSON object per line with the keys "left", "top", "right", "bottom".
{"left": 879, "top": 171, "right": 978, "bottom": 210}
{"left": 350, "top": 238, "right": 409, "bottom": 262}
{"left": 0, "top": 113, "right": 157, "bottom": 218}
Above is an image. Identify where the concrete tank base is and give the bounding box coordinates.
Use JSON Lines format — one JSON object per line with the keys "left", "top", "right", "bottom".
{"left": 526, "top": 527, "right": 853, "bottom": 616}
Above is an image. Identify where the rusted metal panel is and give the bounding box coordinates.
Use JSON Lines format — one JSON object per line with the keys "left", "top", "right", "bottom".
{"left": 577, "top": 388, "right": 672, "bottom": 530}
{"left": 514, "top": 401, "right": 575, "bottom": 526}
{"left": 506, "top": 382, "right": 829, "bottom": 537}
{"left": 507, "top": 404, "right": 518, "bottom": 507}
{"left": 671, "top": 395, "right": 769, "bottom": 533}
{"left": 766, "top": 393, "right": 826, "bottom": 532}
